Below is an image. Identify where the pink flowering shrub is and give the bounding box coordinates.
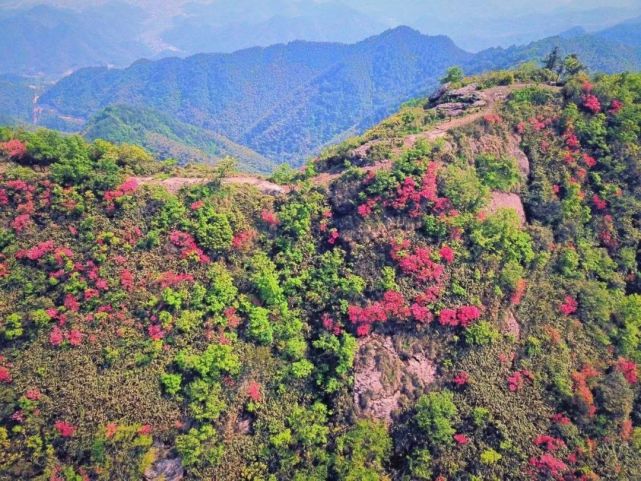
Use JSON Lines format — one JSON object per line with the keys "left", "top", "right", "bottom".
{"left": 54, "top": 421, "right": 76, "bottom": 437}
{"left": 0, "top": 139, "right": 27, "bottom": 159}
{"left": 559, "top": 296, "right": 578, "bottom": 316}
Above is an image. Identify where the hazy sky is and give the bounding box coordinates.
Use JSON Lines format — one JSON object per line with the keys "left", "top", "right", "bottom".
{"left": 2, "top": 0, "right": 641, "bottom": 51}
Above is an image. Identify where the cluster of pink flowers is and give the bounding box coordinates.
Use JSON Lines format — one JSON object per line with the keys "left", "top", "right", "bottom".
{"left": 321, "top": 314, "right": 343, "bottom": 335}
{"left": 534, "top": 435, "right": 566, "bottom": 452}
{"left": 609, "top": 99, "right": 623, "bottom": 114}
{"left": 261, "top": 209, "right": 280, "bottom": 227}
{"left": 327, "top": 228, "right": 340, "bottom": 245}
{"left": 582, "top": 94, "right": 601, "bottom": 114}
{"left": 390, "top": 240, "right": 445, "bottom": 283}
{"left": 169, "top": 230, "right": 210, "bottom": 263}
{"left": 452, "top": 371, "right": 469, "bottom": 386}
{"left": 246, "top": 380, "right": 262, "bottom": 402}
{"left": 453, "top": 433, "right": 470, "bottom": 445}
{"left": 529, "top": 453, "right": 568, "bottom": 479}
{"left": 0, "top": 139, "right": 27, "bottom": 159}
{"left": 54, "top": 420, "right": 76, "bottom": 438}
{"left": 104, "top": 178, "right": 139, "bottom": 205}
{"left": 157, "top": 271, "right": 195, "bottom": 289}
{"left": 0, "top": 365, "right": 12, "bottom": 384}
{"left": 348, "top": 290, "right": 411, "bottom": 336}
{"left": 120, "top": 269, "right": 134, "bottom": 291}
{"left": 507, "top": 369, "right": 534, "bottom": 392}
{"left": 357, "top": 196, "right": 381, "bottom": 218}
{"left": 49, "top": 326, "right": 83, "bottom": 347}
{"left": 616, "top": 357, "right": 638, "bottom": 385}
{"left": 232, "top": 229, "right": 257, "bottom": 251}
{"left": 592, "top": 194, "right": 607, "bottom": 211}
{"left": 389, "top": 164, "right": 441, "bottom": 217}
{"left": 148, "top": 324, "right": 166, "bottom": 341}
{"left": 11, "top": 214, "right": 32, "bottom": 232}
{"left": 559, "top": 296, "right": 578, "bottom": 316}
{"left": 438, "top": 305, "right": 481, "bottom": 328}
{"left": 16, "top": 240, "right": 56, "bottom": 262}
{"left": 190, "top": 200, "right": 205, "bottom": 210}
{"left": 510, "top": 279, "right": 527, "bottom": 306}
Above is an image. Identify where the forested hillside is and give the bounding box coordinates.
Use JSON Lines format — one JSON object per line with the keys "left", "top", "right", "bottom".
{"left": 1, "top": 66, "right": 640, "bottom": 480}
{"left": 35, "top": 26, "right": 641, "bottom": 168}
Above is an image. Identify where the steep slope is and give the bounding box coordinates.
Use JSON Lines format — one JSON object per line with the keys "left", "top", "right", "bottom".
{"left": 1, "top": 68, "right": 641, "bottom": 481}
{"left": 83, "top": 105, "right": 276, "bottom": 173}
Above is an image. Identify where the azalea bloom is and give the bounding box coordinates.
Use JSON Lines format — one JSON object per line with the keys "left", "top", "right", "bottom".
{"left": 559, "top": 296, "right": 578, "bottom": 316}
{"left": 247, "top": 380, "right": 262, "bottom": 402}
{"left": 54, "top": 421, "right": 76, "bottom": 438}
{"left": 453, "top": 433, "right": 470, "bottom": 445}
{"left": 0, "top": 366, "right": 12, "bottom": 384}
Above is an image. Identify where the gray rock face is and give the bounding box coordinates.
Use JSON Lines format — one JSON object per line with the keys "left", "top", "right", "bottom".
{"left": 144, "top": 454, "right": 184, "bottom": 481}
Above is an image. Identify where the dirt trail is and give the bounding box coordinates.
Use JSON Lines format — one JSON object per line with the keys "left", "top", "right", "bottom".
{"left": 135, "top": 83, "right": 559, "bottom": 194}
{"left": 134, "top": 175, "right": 290, "bottom": 195}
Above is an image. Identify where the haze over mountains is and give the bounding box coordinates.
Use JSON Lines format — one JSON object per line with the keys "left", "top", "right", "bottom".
{"left": 1, "top": 0, "right": 640, "bottom": 78}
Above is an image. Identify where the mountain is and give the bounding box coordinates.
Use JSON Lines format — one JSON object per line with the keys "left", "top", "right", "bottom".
{"left": 0, "top": 2, "right": 152, "bottom": 78}
{"left": 83, "top": 104, "right": 276, "bottom": 173}
{"left": 163, "top": 1, "right": 387, "bottom": 53}
{"left": 0, "top": 74, "right": 39, "bottom": 124}
{"left": 597, "top": 15, "right": 641, "bottom": 48}
{"left": 1, "top": 67, "right": 641, "bottom": 480}
{"left": 38, "top": 27, "right": 473, "bottom": 165}
{"left": 34, "top": 25, "right": 641, "bottom": 168}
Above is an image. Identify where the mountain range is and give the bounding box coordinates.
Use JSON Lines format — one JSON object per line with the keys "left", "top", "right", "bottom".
{"left": 25, "top": 18, "right": 641, "bottom": 168}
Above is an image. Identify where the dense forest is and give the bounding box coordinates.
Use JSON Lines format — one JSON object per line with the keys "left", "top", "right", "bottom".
{"left": 0, "top": 65, "right": 641, "bottom": 481}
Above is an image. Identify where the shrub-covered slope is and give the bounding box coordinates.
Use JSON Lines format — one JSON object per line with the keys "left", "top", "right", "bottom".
{"left": 0, "top": 69, "right": 641, "bottom": 481}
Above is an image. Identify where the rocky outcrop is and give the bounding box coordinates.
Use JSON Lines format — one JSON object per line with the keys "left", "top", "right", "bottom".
{"left": 353, "top": 335, "right": 436, "bottom": 424}
{"left": 144, "top": 447, "right": 184, "bottom": 481}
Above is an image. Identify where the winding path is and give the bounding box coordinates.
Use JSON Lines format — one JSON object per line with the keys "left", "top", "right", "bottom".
{"left": 135, "top": 83, "right": 559, "bottom": 195}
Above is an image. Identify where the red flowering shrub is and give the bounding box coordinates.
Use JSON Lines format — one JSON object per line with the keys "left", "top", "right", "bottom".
{"left": 54, "top": 421, "right": 76, "bottom": 437}
{"left": 157, "top": 271, "right": 195, "bottom": 289}
{"left": 169, "top": 230, "right": 210, "bottom": 263}
{"left": 453, "top": 433, "right": 470, "bottom": 445}
{"left": 120, "top": 269, "right": 134, "bottom": 291}
{"left": 559, "top": 296, "right": 578, "bottom": 316}
{"left": 67, "top": 330, "right": 83, "bottom": 346}
{"left": 508, "top": 369, "right": 534, "bottom": 392}
{"left": 11, "top": 214, "right": 32, "bottom": 232}
{"left": 582, "top": 153, "right": 597, "bottom": 168}
{"left": 534, "top": 435, "right": 566, "bottom": 452}
{"left": 609, "top": 99, "right": 623, "bottom": 114}
{"left": 321, "top": 313, "right": 343, "bottom": 335}
{"left": 582, "top": 94, "right": 601, "bottom": 114}
{"left": 510, "top": 278, "right": 527, "bottom": 306}
{"left": 190, "top": 200, "right": 205, "bottom": 210}
{"left": 529, "top": 453, "right": 568, "bottom": 478}
{"left": 0, "top": 263, "right": 8, "bottom": 278}
{"left": 16, "top": 240, "right": 55, "bottom": 261}
{"left": 25, "top": 388, "right": 41, "bottom": 401}
{"left": 0, "top": 139, "right": 27, "bottom": 159}
{"left": 391, "top": 240, "right": 445, "bottom": 283}
{"left": 260, "top": 209, "right": 280, "bottom": 226}
{"left": 452, "top": 371, "right": 469, "bottom": 386}
{"left": 483, "top": 113, "right": 502, "bottom": 124}
{"left": 138, "top": 424, "right": 152, "bottom": 436}
{"left": 148, "top": 324, "right": 165, "bottom": 341}
{"left": 246, "top": 380, "right": 262, "bottom": 402}
{"left": 616, "top": 357, "right": 638, "bottom": 384}
{"left": 50, "top": 326, "right": 64, "bottom": 346}
{"left": 0, "top": 366, "right": 12, "bottom": 384}
{"left": 104, "top": 178, "right": 139, "bottom": 206}
{"left": 327, "top": 228, "right": 340, "bottom": 245}
{"left": 439, "top": 245, "right": 454, "bottom": 264}
{"left": 439, "top": 306, "right": 481, "bottom": 328}
{"left": 231, "top": 229, "right": 256, "bottom": 251}
{"left": 410, "top": 303, "right": 433, "bottom": 323}
{"left": 64, "top": 294, "right": 80, "bottom": 313}
{"left": 592, "top": 194, "right": 607, "bottom": 211}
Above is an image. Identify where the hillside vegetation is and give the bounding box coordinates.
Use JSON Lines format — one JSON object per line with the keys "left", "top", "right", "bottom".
{"left": 0, "top": 67, "right": 641, "bottom": 481}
